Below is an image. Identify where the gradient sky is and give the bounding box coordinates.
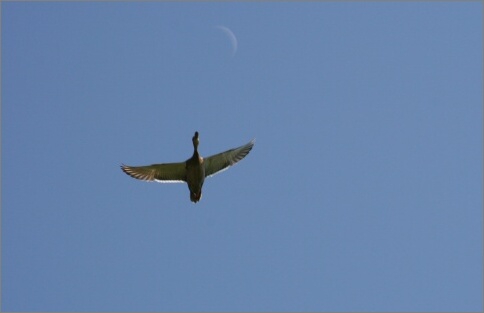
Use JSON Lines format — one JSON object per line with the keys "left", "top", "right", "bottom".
{"left": 2, "top": 2, "right": 482, "bottom": 312}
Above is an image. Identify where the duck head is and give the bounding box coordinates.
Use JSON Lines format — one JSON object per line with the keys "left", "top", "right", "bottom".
{"left": 192, "top": 131, "right": 199, "bottom": 151}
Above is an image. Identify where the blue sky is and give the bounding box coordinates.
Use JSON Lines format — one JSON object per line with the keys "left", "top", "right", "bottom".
{"left": 2, "top": 2, "right": 482, "bottom": 312}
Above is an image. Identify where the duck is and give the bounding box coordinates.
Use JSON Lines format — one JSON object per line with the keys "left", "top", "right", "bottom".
{"left": 121, "top": 132, "right": 255, "bottom": 203}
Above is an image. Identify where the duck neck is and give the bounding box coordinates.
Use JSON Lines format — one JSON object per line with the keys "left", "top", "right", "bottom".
{"left": 192, "top": 132, "right": 200, "bottom": 158}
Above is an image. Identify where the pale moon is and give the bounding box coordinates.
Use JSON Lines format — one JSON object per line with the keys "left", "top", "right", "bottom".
{"left": 216, "top": 25, "right": 238, "bottom": 56}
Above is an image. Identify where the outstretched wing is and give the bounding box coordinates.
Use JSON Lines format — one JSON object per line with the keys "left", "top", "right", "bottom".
{"left": 121, "top": 162, "right": 187, "bottom": 183}
{"left": 204, "top": 139, "right": 255, "bottom": 178}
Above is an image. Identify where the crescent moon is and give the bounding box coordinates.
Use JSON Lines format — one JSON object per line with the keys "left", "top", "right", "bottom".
{"left": 216, "top": 25, "right": 238, "bottom": 56}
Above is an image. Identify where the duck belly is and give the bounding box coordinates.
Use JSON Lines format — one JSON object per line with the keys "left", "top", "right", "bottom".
{"left": 186, "top": 163, "right": 205, "bottom": 203}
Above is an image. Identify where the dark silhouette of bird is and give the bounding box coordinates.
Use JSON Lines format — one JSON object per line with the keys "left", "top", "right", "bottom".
{"left": 121, "top": 132, "right": 255, "bottom": 203}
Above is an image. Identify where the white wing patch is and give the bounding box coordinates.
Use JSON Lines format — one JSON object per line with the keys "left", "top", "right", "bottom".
{"left": 153, "top": 179, "right": 185, "bottom": 184}
{"left": 206, "top": 166, "right": 230, "bottom": 178}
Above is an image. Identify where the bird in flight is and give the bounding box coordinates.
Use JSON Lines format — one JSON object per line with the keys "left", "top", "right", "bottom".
{"left": 121, "top": 132, "right": 255, "bottom": 203}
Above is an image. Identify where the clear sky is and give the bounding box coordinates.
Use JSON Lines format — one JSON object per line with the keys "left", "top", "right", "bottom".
{"left": 2, "top": 2, "right": 482, "bottom": 312}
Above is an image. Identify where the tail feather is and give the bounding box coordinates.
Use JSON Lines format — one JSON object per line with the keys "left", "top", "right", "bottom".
{"left": 190, "top": 192, "right": 202, "bottom": 203}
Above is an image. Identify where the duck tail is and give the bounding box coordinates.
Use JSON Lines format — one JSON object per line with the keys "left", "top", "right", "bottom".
{"left": 190, "top": 192, "right": 202, "bottom": 203}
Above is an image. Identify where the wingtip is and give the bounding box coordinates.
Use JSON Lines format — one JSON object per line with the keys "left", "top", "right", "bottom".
{"left": 120, "top": 163, "right": 129, "bottom": 175}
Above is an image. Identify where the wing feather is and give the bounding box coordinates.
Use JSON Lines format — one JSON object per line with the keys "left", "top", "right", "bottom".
{"left": 204, "top": 139, "right": 255, "bottom": 177}
{"left": 121, "top": 162, "right": 186, "bottom": 183}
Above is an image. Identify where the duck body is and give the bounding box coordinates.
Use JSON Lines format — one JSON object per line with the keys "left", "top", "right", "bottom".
{"left": 121, "top": 131, "right": 254, "bottom": 203}
{"left": 185, "top": 141, "right": 205, "bottom": 202}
